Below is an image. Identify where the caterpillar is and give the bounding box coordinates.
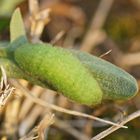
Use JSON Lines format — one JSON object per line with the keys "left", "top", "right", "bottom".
{"left": 0, "top": 8, "right": 138, "bottom": 106}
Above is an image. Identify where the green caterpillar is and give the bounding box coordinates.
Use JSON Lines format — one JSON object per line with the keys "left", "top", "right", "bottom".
{"left": 0, "top": 9, "right": 138, "bottom": 106}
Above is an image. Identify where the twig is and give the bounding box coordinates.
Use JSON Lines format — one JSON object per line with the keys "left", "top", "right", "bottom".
{"left": 0, "top": 66, "right": 15, "bottom": 106}
{"left": 99, "top": 49, "right": 112, "bottom": 58}
{"left": 4, "top": 98, "right": 21, "bottom": 136}
{"left": 50, "top": 30, "right": 65, "bottom": 45}
{"left": 37, "top": 113, "right": 54, "bottom": 140}
{"left": 91, "top": 110, "right": 140, "bottom": 140}
{"left": 29, "top": 0, "right": 39, "bottom": 15}
{"left": 1, "top": 66, "right": 7, "bottom": 86}
{"left": 29, "top": 0, "right": 51, "bottom": 42}
{"left": 9, "top": 79, "right": 127, "bottom": 128}
{"left": 19, "top": 86, "right": 44, "bottom": 121}
{"left": 20, "top": 113, "right": 54, "bottom": 140}
{"left": 81, "top": 0, "right": 114, "bottom": 52}
{"left": 88, "top": 0, "right": 114, "bottom": 30}
{"left": 19, "top": 105, "right": 45, "bottom": 136}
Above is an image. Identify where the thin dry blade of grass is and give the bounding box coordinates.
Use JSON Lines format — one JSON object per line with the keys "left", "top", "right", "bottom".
{"left": 19, "top": 86, "right": 44, "bottom": 121}
{"left": 9, "top": 79, "right": 127, "bottom": 128}
{"left": 81, "top": 0, "right": 114, "bottom": 52}
{"left": 20, "top": 113, "right": 54, "bottom": 140}
{"left": 91, "top": 109, "right": 140, "bottom": 140}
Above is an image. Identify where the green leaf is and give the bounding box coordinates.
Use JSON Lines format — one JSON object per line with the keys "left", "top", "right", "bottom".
{"left": 10, "top": 8, "right": 27, "bottom": 43}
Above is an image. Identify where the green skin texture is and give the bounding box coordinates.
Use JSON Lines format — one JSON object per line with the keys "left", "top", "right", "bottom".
{"left": 0, "top": 42, "right": 138, "bottom": 106}
{"left": 7, "top": 43, "right": 103, "bottom": 105}
{"left": 71, "top": 50, "right": 138, "bottom": 100}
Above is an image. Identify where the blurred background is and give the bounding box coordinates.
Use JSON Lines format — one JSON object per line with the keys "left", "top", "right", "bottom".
{"left": 0, "top": 0, "right": 140, "bottom": 140}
